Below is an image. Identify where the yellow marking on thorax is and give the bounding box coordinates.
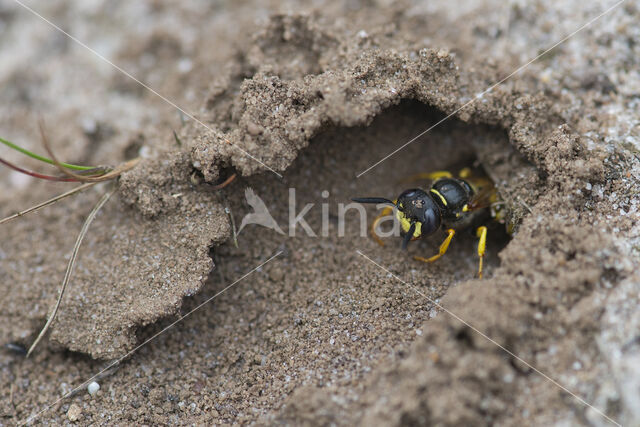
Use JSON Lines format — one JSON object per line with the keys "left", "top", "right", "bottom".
{"left": 430, "top": 189, "right": 447, "bottom": 206}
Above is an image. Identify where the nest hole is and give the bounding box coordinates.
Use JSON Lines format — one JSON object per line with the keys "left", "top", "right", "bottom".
{"left": 221, "top": 99, "right": 518, "bottom": 285}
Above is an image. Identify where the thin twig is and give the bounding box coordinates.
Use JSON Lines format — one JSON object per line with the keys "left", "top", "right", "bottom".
{"left": 27, "top": 185, "right": 116, "bottom": 357}
{"left": 0, "top": 183, "right": 96, "bottom": 225}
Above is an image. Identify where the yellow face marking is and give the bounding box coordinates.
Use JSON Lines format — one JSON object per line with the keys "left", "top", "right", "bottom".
{"left": 430, "top": 189, "right": 447, "bottom": 206}
{"left": 396, "top": 209, "right": 422, "bottom": 238}
{"left": 462, "top": 204, "right": 469, "bottom": 212}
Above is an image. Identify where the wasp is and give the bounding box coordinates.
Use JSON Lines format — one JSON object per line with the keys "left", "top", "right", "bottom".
{"left": 353, "top": 168, "right": 503, "bottom": 278}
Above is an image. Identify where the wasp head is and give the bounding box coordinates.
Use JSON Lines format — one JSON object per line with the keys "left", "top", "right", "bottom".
{"left": 395, "top": 189, "right": 441, "bottom": 244}
{"left": 352, "top": 188, "right": 441, "bottom": 250}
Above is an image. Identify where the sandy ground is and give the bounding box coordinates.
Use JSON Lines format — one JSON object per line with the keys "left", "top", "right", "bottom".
{"left": 1, "top": 1, "right": 639, "bottom": 426}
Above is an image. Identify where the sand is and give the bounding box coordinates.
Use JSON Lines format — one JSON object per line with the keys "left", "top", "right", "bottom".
{"left": 1, "top": 1, "right": 639, "bottom": 425}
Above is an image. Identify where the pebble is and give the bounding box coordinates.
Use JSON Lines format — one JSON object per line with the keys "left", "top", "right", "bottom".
{"left": 269, "top": 267, "right": 284, "bottom": 282}
{"left": 178, "top": 58, "right": 193, "bottom": 74}
{"left": 246, "top": 121, "right": 262, "bottom": 135}
{"left": 67, "top": 403, "right": 82, "bottom": 421}
{"left": 88, "top": 381, "right": 100, "bottom": 396}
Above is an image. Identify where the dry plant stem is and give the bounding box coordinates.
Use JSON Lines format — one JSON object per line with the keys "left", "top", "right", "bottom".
{"left": 27, "top": 185, "right": 117, "bottom": 357}
{"left": 0, "top": 157, "right": 80, "bottom": 182}
{"left": 210, "top": 173, "right": 237, "bottom": 190}
{"left": 76, "top": 166, "right": 112, "bottom": 176}
{"left": 0, "top": 182, "right": 97, "bottom": 225}
{"left": 39, "top": 120, "right": 140, "bottom": 182}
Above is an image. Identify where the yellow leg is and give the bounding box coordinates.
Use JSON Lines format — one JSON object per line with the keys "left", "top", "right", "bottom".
{"left": 399, "top": 171, "right": 453, "bottom": 185}
{"left": 458, "top": 167, "right": 472, "bottom": 178}
{"left": 424, "top": 171, "right": 453, "bottom": 180}
{"left": 371, "top": 206, "right": 393, "bottom": 246}
{"left": 476, "top": 226, "right": 487, "bottom": 278}
{"left": 414, "top": 229, "right": 456, "bottom": 263}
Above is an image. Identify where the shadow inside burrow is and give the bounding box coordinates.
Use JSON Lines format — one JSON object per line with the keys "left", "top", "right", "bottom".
{"left": 215, "top": 99, "right": 514, "bottom": 284}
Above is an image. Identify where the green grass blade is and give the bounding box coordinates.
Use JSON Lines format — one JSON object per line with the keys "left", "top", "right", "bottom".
{"left": 0, "top": 136, "right": 96, "bottom": 171}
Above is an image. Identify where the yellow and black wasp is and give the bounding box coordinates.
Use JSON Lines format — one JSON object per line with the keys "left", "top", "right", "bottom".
{"left": 353, "top": 168, "right": 503, "bottom": 278}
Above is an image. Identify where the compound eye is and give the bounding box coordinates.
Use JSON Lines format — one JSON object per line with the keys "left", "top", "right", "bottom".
{"left": 420, "top": 207, "right": 441, "bottom": 236}
{"left": 398, "top": 189, "right": 418, "bottom": 200}
{"left": 397, "top": 188, "right": 427, "bottom": 206}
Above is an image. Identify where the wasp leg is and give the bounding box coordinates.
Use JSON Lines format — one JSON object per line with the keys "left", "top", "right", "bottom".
{"left": 399, "top": 170, "right": 453, "bottom": 185}
{"left": 414, "top": 229, "right": 455, "bottom": 263}
{"left": 476, "top": 225, "right": 487, "bottom": 278}
{"left": 371, "top": 206, "right": 394, "bottom": 246}
{"left": 458, "top": 167, "right": 472, "bottom": 178}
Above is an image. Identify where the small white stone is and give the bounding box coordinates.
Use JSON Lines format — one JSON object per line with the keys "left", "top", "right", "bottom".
{"left": 178, "top": 58, "right": 193, "bottom": 73}
{"left": 139, "top": 145, "right": 152, "bottom": 158}
{"left": 81, "top": 118, "right": 97, "bottom": 134}
{"left": 87, "top": 381, "right": 100, "bottom": 395}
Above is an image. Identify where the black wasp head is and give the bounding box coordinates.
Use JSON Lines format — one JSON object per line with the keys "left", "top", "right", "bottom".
{"left": 351, "top": 190, "right": 442, "bottom": 250}
{"left": 396, "top": 189, "right": 441, "bottom": 238}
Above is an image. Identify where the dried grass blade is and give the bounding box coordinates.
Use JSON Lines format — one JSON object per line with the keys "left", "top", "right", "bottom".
{"left": 39, "top": 120, "right": 140, "bottom": 182}
{"left": 0, "top": 182, "right": 96, "bottom": 225}
{"left": 27, "top": 185, "right": 116, "bottom": 357}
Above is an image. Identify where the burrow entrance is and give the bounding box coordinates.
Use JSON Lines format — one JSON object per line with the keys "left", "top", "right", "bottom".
{"left": 218, "top": 99, "right": 514, "bottom": 283}
{"left": 158, "top": 99, "right": 521, "bottom": 421}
